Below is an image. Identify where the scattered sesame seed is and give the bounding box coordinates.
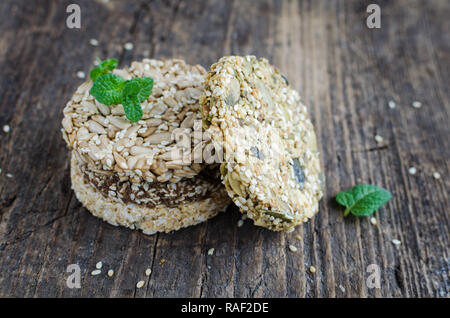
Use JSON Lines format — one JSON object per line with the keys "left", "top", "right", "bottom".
{"left": 124, "top": 42, "right": 134, "bottom": 51}
{"left": 207, "top": 248, "right": 215, "bottom": 255}
{"left": 3, "top": 125, "right": 10, "bottom": 133}
{"left": 136, "top": 280, "right": 145, "bottom": 289}
{"left": 91, "top": 269, "right": 101, "bottom": 276}
{"left": 76, "top": 71, "right": 85, "bottom": 79}
{"left": 295, "top": 234, "right": 302, "bottom": 241}
{"left": 288, "top": 245, "right": 298, "bottom": 252}
{"left": 107, "top": 269, "right": 114, "bottom": 277}
{"left": 96, "top": 262, "right": 102, "bottom": 269}
{"left": 89, "top": 39, "right": 99, "bottom": 46}
{"left": 388, "top": 101, "right": 396, "bottom": 109}
{"left": 237, "top": 219, "right": 244, "bottom": 227}
{"left": 6, "top": 173, "right": 13, "bottom": 179}
{"left": 374, "top": 135, "right": 383, "bottom": 143}
{"left": 408, "top": 167, "right": 417, "bottom": 175}
{"left": 145, "top": 268, "right": 152, "bottom": 276}
{"left": 339, "top": 284, "right": 346, "bottom": 293}
{"left": 370, "top": 217, "right": 377, "bottom": 226}
{"left": 309, "top": 266, "right": 316, "bottom": 274}
{"left": 392, "top": 239, "right": 401, "bottom": 245}
{"left": 433, "top": 172, "right": 441, "bottom": 179}
{"left": 412, "top": 101, "right": 422, "bottom": 108}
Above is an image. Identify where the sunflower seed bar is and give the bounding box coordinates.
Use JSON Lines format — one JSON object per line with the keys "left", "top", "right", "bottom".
{"left": 63, "top": 59, "right": 231, "bottom": 234}
{"left": 62, "top": 59, "right": 207, "bottom": 184}
{"left": 71, "top": 153, "right": 230, "bottom": 234}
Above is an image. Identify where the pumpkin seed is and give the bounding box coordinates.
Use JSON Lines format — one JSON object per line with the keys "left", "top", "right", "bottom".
{"left": 292, "top": 158, "right": 305, "bottom": 189}
{"left": 224, "top": 77, "right": 240, "bottom": 107}
{"left": 250, "top": 146, "right": 265, "bottom": 160}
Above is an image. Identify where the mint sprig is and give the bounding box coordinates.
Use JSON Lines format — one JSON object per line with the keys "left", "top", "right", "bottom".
{"left": 336, "top": 184, "right": 392, "bottom": 217}
{"left": 90, "top": 58, "right": 118, "bottom": 81}
{"left": 89, "top": 59, "right": 153, "bottom": 122}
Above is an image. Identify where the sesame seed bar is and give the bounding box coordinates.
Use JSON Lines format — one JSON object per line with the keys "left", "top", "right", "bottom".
{"left": 201, "top": 56, "right": 324, "bottom": 231}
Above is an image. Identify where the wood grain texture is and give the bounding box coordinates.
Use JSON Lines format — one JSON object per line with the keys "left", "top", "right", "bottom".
{"left": 0, "top": 0, "right": 448, "bottom": 298}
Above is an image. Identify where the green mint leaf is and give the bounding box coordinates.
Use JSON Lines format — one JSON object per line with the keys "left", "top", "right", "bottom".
{"left": 136, "top": 77, "right": 153, "bottom": 102}
{"left": 122, "top": 94, "right": 143, "bottom": 122}
{"left": 124, "top": 77, "right": 153, "bottom": 102}
{"left": 90, "top": 58, "right": 118, "bottom": 81}
{"left": 336, "top": 184, "right": 392, "bottom": 217}
{"left": 123, "top": 80, "right": 140, "bottom": 97}
{"left": 89, "top": 67, "right": 103, "bottom": 82}
{"left": 100, "top": 58, "right": 118, "bottom": 72}
{"left": 90, "top": 73, "right": 125, "bottom": 105}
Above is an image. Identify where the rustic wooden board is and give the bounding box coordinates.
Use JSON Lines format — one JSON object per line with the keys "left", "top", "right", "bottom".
{"left": 0, "top": 0, "right": 448, "bottom": 298}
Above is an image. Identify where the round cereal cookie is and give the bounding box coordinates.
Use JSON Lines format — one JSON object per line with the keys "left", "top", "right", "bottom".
{"left": 201, "top": 56, "right": 324, "bottom": 232}
{"left": 62, "top": 59, "right": 208, "bottom": 185}
{"left": 71, "top": 153, "right": 231, "bottom": 234}
{"left": 63, "top": 59, "right": 232, "bottom": 234}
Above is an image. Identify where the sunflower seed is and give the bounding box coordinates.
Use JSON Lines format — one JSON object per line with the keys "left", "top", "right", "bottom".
{"left": 87, "top": 120, "right": 106, "bottom": 134}
{"left": 145, "top": 132, "right": 172, "bottom": 144}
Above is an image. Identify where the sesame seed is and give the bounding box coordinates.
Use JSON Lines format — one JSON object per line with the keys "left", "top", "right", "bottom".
{"left": 145, "top": 268, "right": 152, "bottom": 276}
{"left": 412, "top": 101, "right": 422, "bottom": 108}
{"left": 374, "top": 135, "right": 383, "bottom": 143}
{"left": 96, "top": 261, "right": 102, "bottom": 269}
{"left": 76, "top": 71, "right": 85, "bottom": 79}
{"left": 91, "top": 269, "right": 101, "bottom": 276}
{"left": 295, "top": 235, "right": 302, "bottom": 241}
{"left": 432, "top": 172, "right": 441, "bottom": 179}
{"left": 289, "top": 245, "right": 297, "bottom": 252}
{"left": 309, "top": 266, "right": 316, "bottom": 274}
{"left": 124, "top": 42, "right": 134, "bottom": 51}
{"left": 339, "top": 284, "right": 346, "bottom": 293}
{"left": 408, "top": 167, "right": 417, "bottom": 175}
{"left": 207, "top": 248, "right": 215, "bottom": 255}
{"left": 89, "top": 38, "right": 99, "bottom": 46}
{"left": 3, "top": 125, "right": 10, "bottom": 133}
{"left": 370, "top": 217, "right": 377, "bottom": 226}
{"left": 392, "top": 239, "right": 401, "bottom": 245}
{"left": 237, "top": 219, "right": 244, "bottom": 227}
{"left": 136, "top": 280, "right": 145, "bottom": 289}
{"left": 6, "top": 173, "right": 13, "bottom": 179}
{"left": 388, "top": 101, "right": 396, "bottom": 109}
{"left": 107, "top": 269, "right": 114, "bottom": 277}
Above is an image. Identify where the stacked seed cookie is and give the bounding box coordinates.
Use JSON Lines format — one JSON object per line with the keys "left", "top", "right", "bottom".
{"left": 62, "top": 56, "right": 324, "bottom": 234}
{"left": 61, "top": 59, "right": 231, "bottom": 234}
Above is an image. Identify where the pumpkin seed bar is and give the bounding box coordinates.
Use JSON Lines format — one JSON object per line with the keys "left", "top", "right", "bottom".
{"left": 201, "top": 56, "right": 324, "bottom": 232}
{"left": 62, "top": 59, "right": 230, "bottom": 234}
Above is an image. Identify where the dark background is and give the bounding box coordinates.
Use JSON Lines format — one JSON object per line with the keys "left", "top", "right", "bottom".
{"left": 0, "top": 0, "right": 448, "bottom": 297}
